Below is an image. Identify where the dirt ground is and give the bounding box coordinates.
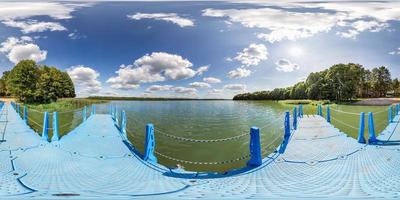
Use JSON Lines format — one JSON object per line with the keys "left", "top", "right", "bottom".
{"left": 353, "top": 98, "right": 400, "bottom": 105}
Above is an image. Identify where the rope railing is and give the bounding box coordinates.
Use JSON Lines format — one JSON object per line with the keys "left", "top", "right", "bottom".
{"left": 154, "top": 128, "right": 249, "bottom": 143}
{"left": 154, "top": 151, "right": 251, "bottom": 165}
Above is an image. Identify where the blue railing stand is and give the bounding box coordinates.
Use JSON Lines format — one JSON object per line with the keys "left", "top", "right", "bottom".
{"left": 284, "top": 111, "right": 290, "bottom": 138}
{"left": 326, "top": 106, "right": 331, "bottom": 123}
{"left": 91, "top": 104, "right": 96, "bottom": 116}
{"left": 368, "top": 112, "right": 377, "bottom": 144}
{"left": 299, "top": 105, "right": 303, "bottom": 118}
{"left": 357, "top": 112, "right": 366, "bottom": 144}
{"left": 247, "top": 127, "right": 262, "bottom": 167}
{"left": 396, "top": 104, "right": 400, "bottom": 115}
{"left": 293, "top": 107, "right": 297, "bottom": 130}
{"left": 109, "top": 104, "right": 113, "bottom": 115}
{"left": 83, "top": 106, "right": 87, "bottom": 122}
{"left": 113, "top": 106, "right": 117, "bottom": 121}
{"left": 121, "top": 111, "right": 127, "bottom": 139}
{"left": 41, "top": 112, "right": 49, "bottom": 141}
{"left": 17, "top": 104, "right": 20, "bottom": 117}
{"left": 115, "top": 109, "right": 119, "bottom": 125}
{"left": 23, "top": 106, "right": 27, "bottom": 124}
{"left": 389, "top": 105, "right": 393, "bottom": 124}
{"left": 144, "top": 123, "right": 157, "bottom": 163}
{"left": 51, "top": 112, "right": 59, "bottom": 142}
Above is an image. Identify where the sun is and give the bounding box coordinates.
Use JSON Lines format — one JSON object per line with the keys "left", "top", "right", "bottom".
{"left": 289, "top": 46, "right": 303, "bottom": 57}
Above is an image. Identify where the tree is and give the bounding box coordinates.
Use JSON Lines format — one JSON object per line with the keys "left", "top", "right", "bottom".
{"left": 371, "top": 66, "right": 391, "bottom": 97}
{"left": 0, "top": 71, "right": 10, "bottom": 96}
{"left": 393, "top": 78, "right": 400, "bottom": 97}
{"left": 7, "top": 60, "right": 39, "bottom": 102}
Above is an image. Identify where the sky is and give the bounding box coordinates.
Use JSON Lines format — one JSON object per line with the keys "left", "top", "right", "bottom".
{"left": 0, "top": 1, "right": 399, "bottom": 98}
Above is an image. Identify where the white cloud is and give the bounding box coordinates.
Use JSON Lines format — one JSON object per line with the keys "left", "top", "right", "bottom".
{"left": 275, "top": 59, "right": 299, "bottom": 72}
{"left": 127, "top": 13, "right": 194, "bottom": 27}
{"left": 2, "top": 19, "right": 67, "bottom": 33}
{"left": 228, "top": 68, "right": 251, "bottom": 79}
{"left": 208, "top": 89, "right": 223, "bottom": 95}
{"left": 66, "top": 65, "right": 102, "bottom": 96}
{"left": 0, "top": 2, "right": 89, "bottom": 20}
{"left": 203, "top": 77, "right": 221, "bottom": 84}
{"left": 196, "top": 65, "right": 209, "bottom": 75}
{"left": 203, "top": 1, "right": 400, "bottom": 42}
{"left": 223, "top": 84, "right": 247, "bottom": 91}
{"left": 146, "top": 85, "right": 174, "bottom": 92}
{"left": 389, "top": 47, "right": 400, "bottom": 55}
{"left": 68, "top": 29, "right": 87, "bottom": 40}
{"left": 189, "top": 82, "right": 211, "bottom": 88}
{"left": 203, "top": 8, "right": 338, "bottom": 43}
{"left": 234, "top": 43, "right": 268, "bottom": 66}
{"left": 173, "top": 86, "right": 197, "bottom": 95}
{"left": 107, "top": 52, "right": 202, "bottom": 89}
{"left": 0, "top": 36, "right": 47, "bottom": 64}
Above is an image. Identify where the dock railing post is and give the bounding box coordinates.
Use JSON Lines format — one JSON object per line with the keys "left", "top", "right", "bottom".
{"left": 368, "top": 112, "right": 377, "bottom": 144}
{"left": 17, "top": 104, "right": 20, "bottom": 117}
{"left": 247, "top": 127, "right": 262, "bottom": 167}
{"left": 389, "top": 105, "right": 393, "bottom": 124}
{"left": 41, "top": 112, "right": 49, "bottom": 141}
{"left": 121, "top": 110, "right": 127, "bottom": 139}
{"left": 23, "top": 105, "right": 27, "bottom": 124}
{"left": 83, "top": 106, "right": 87, "bottom": 122}
{"left": 396, "top": 104, "right": 399, "bottom": 115}
{"left": 284, "top": 111, "right": 290, "bottom": 138}
{"left": 293, "top": 107, "right": 297, "bottom": 130}
{"left": 115, "top": 109, "right": 119, "bottom": 125}
{"left": 144, "top": 123, "right": 157, "bottom": 163}
{"left": 327, "top": 106, "right": 331, "bottom": 123}
{"left": 51, "top": 112, "right": 59, "bottom": 142}
{"left": 91, "top": 104, "right": 96, "bottom": 116}
{"left": 299, "top": 105, "right": 303, "bottom": 118}
{"left": 357, "top": 112, "right": 366, "bottom": 144}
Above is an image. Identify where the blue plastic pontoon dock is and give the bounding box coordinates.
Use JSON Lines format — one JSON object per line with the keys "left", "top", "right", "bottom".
{"left": 0, "top": 102, "right": 399, "bottom": 199}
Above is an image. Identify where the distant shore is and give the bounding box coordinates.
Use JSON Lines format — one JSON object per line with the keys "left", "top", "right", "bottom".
{"left": 87, "top": 96, "right": 230, "bottom": 101}
{"left": 352, "top": 98, "right": 400, "bottom": 106}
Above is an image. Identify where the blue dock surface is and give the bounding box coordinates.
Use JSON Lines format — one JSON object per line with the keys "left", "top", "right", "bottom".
{"left": 1, "top": 102, "right": 399, "bottom": 199}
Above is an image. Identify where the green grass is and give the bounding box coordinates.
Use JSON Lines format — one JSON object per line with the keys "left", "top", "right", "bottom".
{"left": 280, "top": 99, "right": 331, "bottom": 105}
{"left": 26, "top": 98, "right": 108, "bottom": 112}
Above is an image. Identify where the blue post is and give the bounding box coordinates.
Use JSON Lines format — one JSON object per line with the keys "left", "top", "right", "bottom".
{"left": 388, "top": 105, "right": 393, "bottom": 124}
{"left": 83, "top": 106, "right": 87, "bottom": 122}
{"left": 368, "top": 112, "right": 377, "bottom": 144}
{"left": 396, "top": 104, "right": 399, "bottom": 116}
{"left": 299, "top": 105, "right": 303, "bottom": 118}
{"left": 51, "top": 112, "right": 59, "bottom": 142}
{"left": 109, "top": 104, "right": 113, "bottom": 115}
{"left": 293, "top": 107, "right": 297, "bottom": 130}
{"left": 144, "top": 123, "right": 157, "bottom": 162}
{"left": 91, "top": 104, "right": 96, "bottom": 116}
{"left": 326, "top": 106, "right": 331, "bottom": 123}
{"left": 319, "top": 105, "right": 323, "bottom": 117}
{"left": 121, "top": 110, "right": 127, "bottom": 139}
{"left": 357, "top": 112, "right": 366, "bottom": 144}
{"left": 23, "top": 106, "right": 27, "bottom": 124}
{"left": 284, "top": 111, "right": 290, "bottom": 138}
{"left": 247, "top": 127, "right": 262, "bottom": 167}
{"left": 115, "top": 109, "right": 119, "bottom": 125}
{"left": 41, "top": 112, "right": 49, "bottom": 141}
{"left": 17, "top": 104, "right": 20, "bottom": 117}
{"left": 113, "top": 106, "right": 117, "bottom": 121}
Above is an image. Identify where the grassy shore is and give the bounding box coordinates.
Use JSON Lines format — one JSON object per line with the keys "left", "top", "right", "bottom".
{"left": 26, "top": 98, "right": 108, "bottom": 112}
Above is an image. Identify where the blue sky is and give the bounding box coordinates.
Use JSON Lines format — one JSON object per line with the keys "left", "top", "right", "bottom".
{"left": 0, "top": 1, "right": 399, "bottom": 98}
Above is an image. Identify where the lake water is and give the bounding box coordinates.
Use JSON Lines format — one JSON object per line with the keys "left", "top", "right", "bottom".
{"left": 24, "top": 100, "right": 390, "bottom": 172}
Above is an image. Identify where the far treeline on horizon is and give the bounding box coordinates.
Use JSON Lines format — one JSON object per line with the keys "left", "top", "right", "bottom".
{"left": 234, "top": 63, "right": 399, "bottom": 102}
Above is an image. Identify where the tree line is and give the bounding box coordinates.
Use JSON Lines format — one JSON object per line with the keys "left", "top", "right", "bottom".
{"left": 233, "top": 63, "right": 398, "bottom": 101}
{"left": 0, "top": 60, "right": 76, "bottom": 103}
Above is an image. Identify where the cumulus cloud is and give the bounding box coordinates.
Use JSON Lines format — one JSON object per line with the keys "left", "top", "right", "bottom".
{"left": 233, "top": 43, "right": 268, "bottom": 66}
{"left": 189, "top": 82, "right": 211, "bottom": 88}
{"left": 0, "top": 2, "right": 88, "bottom": 33}
{"left": 2, "top": 20, "right": 67, "bottom": 33}
{"left": 275, "top": 59, "right": 300, "bottom": 72}
{"left": 203, "top": 77, "right": 221, "bottom": 84}
{"left": 127, "top": 13, "right": 194, "bottom": 27}
{"left": 228, "top": 68, "right": 251, "bottom": 79}
{"left": 223, "top": 84, "right": 247, "bottom": 91}
{"left": 389, "top": 48, "right": 400, "bottom": 55}
{"left": 66, "top": 65, "right": 102, "bottom": 96}
{"left": 107, "top": 52, "right": 203, "bottom": 89}
{"left": 208, "top": 89, "right": 223, "bottom": 95}
{"left": 145, "top": 85, "right": 197, "bottom": 96}
{"left": 196, "top": 65, "right": 209, "bottom": 75}
{"left": 203, "top": 1, "right": 400, "bottom": 42}
{"left": 0, "top": 36, "right": 47, "bottom": 64}
{"left": 146, "top": 85, "right": 174, "bottom": 92}
{"left": 173, "top": 87, "right": 197, "bottom": 95}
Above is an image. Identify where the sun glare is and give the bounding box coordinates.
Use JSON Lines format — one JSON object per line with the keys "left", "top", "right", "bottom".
{"left": 289, "top": 46, "right": 303, "bottom": 57}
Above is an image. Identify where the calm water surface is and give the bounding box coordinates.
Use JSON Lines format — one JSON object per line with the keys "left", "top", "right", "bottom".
{"left": 25, "top": 100, "right": 390, "bottom": 172}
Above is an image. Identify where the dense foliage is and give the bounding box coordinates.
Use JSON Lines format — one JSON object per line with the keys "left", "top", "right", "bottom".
{"left": 234, "top": 63, "right": 397, "bottom": 102}
{"left": 0, "top": 60, "right": 75, "bottom": 103}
